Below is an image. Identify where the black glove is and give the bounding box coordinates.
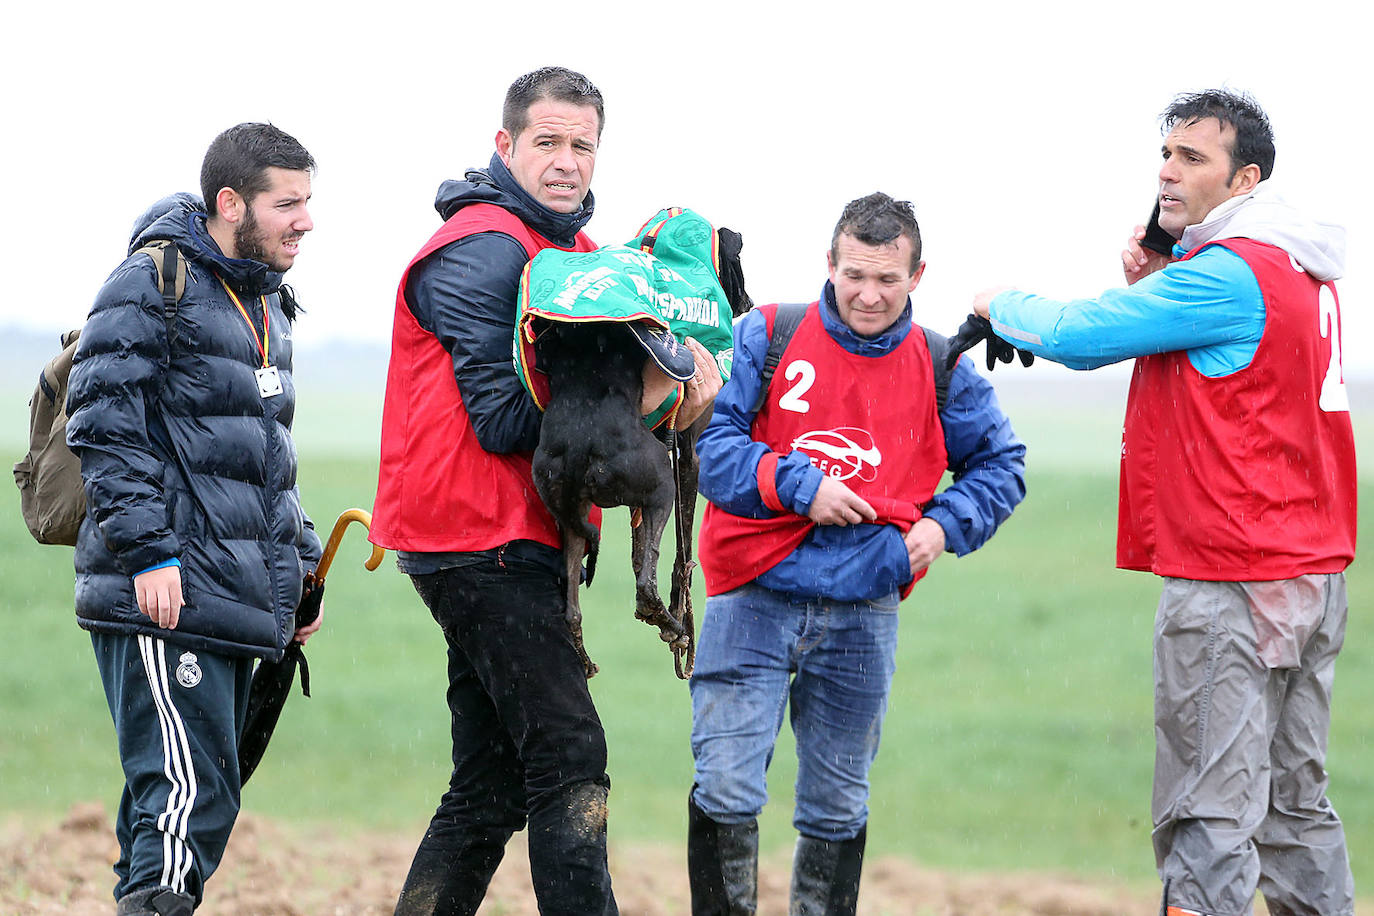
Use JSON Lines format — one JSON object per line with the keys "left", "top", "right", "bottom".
{"left": 716, "top": 227, "right": 755, "bottom": 317}
{"left": 945, "top": 313, "right": 1035, "bottom": 372}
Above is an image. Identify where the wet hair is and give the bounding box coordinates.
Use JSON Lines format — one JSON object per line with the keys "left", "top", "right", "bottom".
{"left": 830, "top": 192, "right": 923, "bottom": 272}
{"left": 1162, "top": 89, "right": 1275, "bottom": 181}
{"left": 200, "top": 123, "right": 315, "bottom": 218}
{"left": 502, "top": 66, "right": 605, "bottom": 138}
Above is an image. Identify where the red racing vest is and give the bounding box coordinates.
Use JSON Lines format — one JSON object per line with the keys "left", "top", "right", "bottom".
{"left": 1117, "top": 238, "right": 1357, "bottom": 580}
{"left": 699, "top": 303, "right": 949, "bottom": 596}
{"left": 370, "top": 204, "right": 598, "bottom": 552}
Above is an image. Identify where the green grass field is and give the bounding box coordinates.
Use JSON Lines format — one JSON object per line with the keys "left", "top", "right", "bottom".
{"left": 2, "top": 388, "right": 1371, "bottom": 892}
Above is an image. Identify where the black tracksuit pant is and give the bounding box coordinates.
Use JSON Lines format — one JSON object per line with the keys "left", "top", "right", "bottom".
{"left": 91, "top": 631, "right": 252, "bottom": 906}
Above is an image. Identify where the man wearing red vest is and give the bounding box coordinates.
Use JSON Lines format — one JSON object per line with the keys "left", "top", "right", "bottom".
{"left": 688, "top": 193, "right": 1026, "bottom": 914}
{"left": 973, "top": 90, "right": 1356, "bottom": 916}
{"left": 371, "top": 67, "right": 720, "bottom": 916}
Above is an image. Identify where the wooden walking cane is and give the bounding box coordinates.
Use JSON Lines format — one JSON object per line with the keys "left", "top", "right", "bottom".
{"left": 239, "top": 508, "right": 386, "bottom": 785}
{"left": 308, "top": 507, "right": 387, "bottom": 587}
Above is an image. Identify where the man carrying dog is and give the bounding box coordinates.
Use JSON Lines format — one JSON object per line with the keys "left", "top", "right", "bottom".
{"left": 972, "top": 89, "right": 1356, "bottom": 916}
{"left": 65, "top": 123, "right": 322, "bottom": 915}
{"left": 370, "top": 66, "right": 719, "bottom": 915}
{"left": 688, "top": 192, "right": 1025, "bottom": 914}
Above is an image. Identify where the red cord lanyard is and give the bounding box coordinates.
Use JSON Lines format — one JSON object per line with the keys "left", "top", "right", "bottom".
{"left": 218, "top": 277, "right": 270, "bottom": 367}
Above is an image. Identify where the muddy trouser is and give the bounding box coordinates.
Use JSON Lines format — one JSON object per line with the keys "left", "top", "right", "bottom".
{"left": 91, "top": 631, "right": 253, "bottom": 907}
{"left": 395, "top": 552, "right": 617, "bottom": 916}
{"left": 1152, "top": 574, "right": 1354, "bottom": 916}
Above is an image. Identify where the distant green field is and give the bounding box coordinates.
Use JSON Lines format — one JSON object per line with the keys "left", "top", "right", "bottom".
{"left": 2, "top": 390, "right": 1371, "bottom": 892}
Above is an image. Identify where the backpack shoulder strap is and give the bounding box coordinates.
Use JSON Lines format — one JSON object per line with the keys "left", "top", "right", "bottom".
{"left": 749, "top": 302, "right": 809, "bottom": 414}
{"left": 921, "top": 326, "right": 952, "bottom": 413}
{"left": 134, "top": 241, "right": 187, "bottom": 346}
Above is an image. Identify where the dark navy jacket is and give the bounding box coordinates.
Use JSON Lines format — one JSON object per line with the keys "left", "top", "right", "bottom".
{"left": 66, "top": 194, "right": 322, "bottom": 661}
{"left": 404, "top": 154, "right": 594, "bottom": 455}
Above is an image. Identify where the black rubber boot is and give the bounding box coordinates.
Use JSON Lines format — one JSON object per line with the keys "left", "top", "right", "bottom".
{"left": 687, "top": 792, "right": 758, "bottom": 915}
{"left": 116, "top": 886, "right": 196, "bottom": 916}
{"left": 789, "top": 825, "right": 866, "bottom": 916}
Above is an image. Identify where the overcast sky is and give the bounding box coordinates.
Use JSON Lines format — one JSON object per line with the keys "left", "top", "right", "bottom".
{"left": 5, "top": 1, "right": 1367, "bottom": 378}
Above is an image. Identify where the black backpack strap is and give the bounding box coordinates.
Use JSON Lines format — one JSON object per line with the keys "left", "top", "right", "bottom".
{"left": 749, "top": 302, "right": 809, "bottom": 414}
{"left": 137, "top": 241, "right": 186, "bottom": 351}
{"left": 922, "top": 326, "right": 952, "bottom": 413}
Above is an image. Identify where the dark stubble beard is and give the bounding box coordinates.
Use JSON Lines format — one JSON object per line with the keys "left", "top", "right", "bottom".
{"left": 233, "top": 205, "right": 291, "bottom": 271}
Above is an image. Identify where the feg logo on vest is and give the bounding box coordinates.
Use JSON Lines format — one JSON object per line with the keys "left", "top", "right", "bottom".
{"left": 790, "top": 428, "right": 882, "bottom": 482}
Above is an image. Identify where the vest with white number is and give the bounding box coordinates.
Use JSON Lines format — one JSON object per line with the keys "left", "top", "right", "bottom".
{"left": 1117, "top": 238, "right": 1357, "bottom": 580}
{"left": 699, "top": 303, "right": 948, "bottom": 596}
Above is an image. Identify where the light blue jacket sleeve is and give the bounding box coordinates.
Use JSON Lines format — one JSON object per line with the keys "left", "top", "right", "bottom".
{"left": 989, "top": 245, "right": 1265, "bottom": 376}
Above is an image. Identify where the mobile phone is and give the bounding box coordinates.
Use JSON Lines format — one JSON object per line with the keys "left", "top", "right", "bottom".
{"left": 1141, "top": 200, "right": 1177, "bottom": 256}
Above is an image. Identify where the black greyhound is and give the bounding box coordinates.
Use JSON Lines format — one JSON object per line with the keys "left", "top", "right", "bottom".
{"left": 530, "top": 227, "right": 752, "bottom": 679}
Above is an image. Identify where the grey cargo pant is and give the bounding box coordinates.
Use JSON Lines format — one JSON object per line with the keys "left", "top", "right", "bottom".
{"left": 1152, "top": 574, "right": 1353, "bottom": 916}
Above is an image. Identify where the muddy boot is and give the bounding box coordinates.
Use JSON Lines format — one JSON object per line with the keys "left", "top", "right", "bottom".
{"left": 789, "top": 825, "right": 866, "bottom": 916}
{"left": 687, "top": 793, "right": 758, "bottom": 915}
{"left": 117, "top": 886, "right": 196, "bottom": 916}
{"left": 393, "top": 823, "right": 513, "bottom": 915}
{"left": 527, "top": 780, "right": 618, "bottom": 916}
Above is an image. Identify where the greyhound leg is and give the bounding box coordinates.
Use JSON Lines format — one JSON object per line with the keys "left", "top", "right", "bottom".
{"left": 669, "top": 439, "right": 702, "bottom": 678}
{"left": 631, "top": 499, "right": 687, "bottom": 651}
{"left": 562, "top": 531, "right": 597, "bottom": 679}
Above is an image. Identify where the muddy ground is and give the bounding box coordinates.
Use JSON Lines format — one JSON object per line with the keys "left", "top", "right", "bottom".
{"left": 2, "top": 802, "right": 1260, "bottom": 915}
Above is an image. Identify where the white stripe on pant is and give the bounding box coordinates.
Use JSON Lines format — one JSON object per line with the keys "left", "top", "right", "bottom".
{"left": 137, "top": 635, "right": 198, "bottom": 895}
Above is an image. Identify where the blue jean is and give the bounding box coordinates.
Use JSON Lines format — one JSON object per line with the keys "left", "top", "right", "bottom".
{"left": 689, "top": 581, "right": 899, "bottom": 841}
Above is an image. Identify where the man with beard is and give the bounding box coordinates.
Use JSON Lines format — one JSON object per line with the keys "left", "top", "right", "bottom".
{"left": 371, "top": 66, "right": 720, "bottom": 915}
{"left": 66, "top": 122, "right": 323, "bottom": 916}
{"left": 972, "top": 89, "right": 1356, "bottom": 916}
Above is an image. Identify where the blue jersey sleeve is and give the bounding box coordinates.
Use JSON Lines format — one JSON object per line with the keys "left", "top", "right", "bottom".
{"left": 989, "top": 245, "right": 1265, "bottom": 377}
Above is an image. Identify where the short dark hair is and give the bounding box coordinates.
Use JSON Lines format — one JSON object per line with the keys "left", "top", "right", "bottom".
{"left": 200, "top": 123, "right": 315, "bottom": 217}
{"left": 830, "top": 192, "right": 923, "bottom": 272}
{"left": 502, "top": 66, "right": 605, "bottom": 139}
{"left": 1162, "top": 89, "right": 1275, "bottom": 181}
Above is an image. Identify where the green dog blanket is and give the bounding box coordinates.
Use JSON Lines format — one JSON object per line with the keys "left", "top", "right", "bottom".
{"left": 515, "top": 207, "right": 737, "bottom": 422}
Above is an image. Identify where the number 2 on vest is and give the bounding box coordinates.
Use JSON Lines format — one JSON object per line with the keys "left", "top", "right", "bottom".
{"left": 778, "top": 360, "right": 815, "bottom": 413}
{"left": 1318, "top": 285, "right": 1349, "bottom": 413}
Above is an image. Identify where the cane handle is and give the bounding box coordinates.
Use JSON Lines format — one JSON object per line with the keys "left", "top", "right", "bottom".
{"left": 313, "top": 508, "right": 386, "bottom": 581}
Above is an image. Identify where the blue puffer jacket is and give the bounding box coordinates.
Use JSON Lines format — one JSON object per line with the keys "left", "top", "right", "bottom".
{"left": 66, "top": 194, "right": 322, "bottom": 661}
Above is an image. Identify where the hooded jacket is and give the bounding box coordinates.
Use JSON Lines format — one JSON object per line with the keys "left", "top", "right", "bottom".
{"left": 985, "top": 186, "right": 1356, "bottom": 580}
{"left": 369, "top": 156, "right": 596, "bottom": 558}
{"left": 66, "top": 194, "right": 322, "bottom": 661}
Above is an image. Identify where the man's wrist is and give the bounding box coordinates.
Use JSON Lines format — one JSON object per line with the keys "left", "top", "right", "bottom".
{"left": 134, "top": 558, "right": 181, "bottom": 579}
